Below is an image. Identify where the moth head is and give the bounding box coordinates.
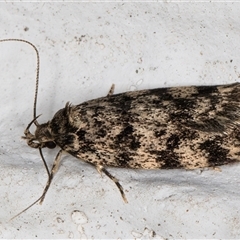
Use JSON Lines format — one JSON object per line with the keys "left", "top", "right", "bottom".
{"left": 23, "top": 115, "right": 56, "bottom": 149}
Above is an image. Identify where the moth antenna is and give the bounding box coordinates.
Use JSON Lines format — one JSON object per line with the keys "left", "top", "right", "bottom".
{"left": 0, "top": 39, "right": 54, "bottom": 220}
{"left": 39, "top": 148, "right": 51, "bottom": 178}
{"left": 0, "top": 38, "right": 40, "bottom": 123}
{"left": 9, "top": 195, "right": 43, "bottom": 221}
{"left": 9, "top": 157, "right": 51, "bottom": 221}
{"left": 9, "top": 149, "right": 63, "bottom": 221}
{"left": 8, "top": 148, "right": 50, "bottom": 221}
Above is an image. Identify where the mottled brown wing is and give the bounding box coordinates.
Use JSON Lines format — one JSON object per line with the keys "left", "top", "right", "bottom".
{"left": 52, "top": 83, "right": 240, "bottom": 170}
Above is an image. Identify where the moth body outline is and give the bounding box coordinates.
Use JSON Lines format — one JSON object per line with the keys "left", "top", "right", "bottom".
{"left": 29, "top": 82, "right": 240, "bottom": 171}
{"left": 1, "top": 38, "right": 240, "bottom": 219}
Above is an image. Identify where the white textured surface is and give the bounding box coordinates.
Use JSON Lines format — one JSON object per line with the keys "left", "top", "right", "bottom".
{"left": 0, "top": 2, "right": 240, "bottom": 239}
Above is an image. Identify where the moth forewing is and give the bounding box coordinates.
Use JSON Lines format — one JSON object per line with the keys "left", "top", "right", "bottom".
{"left": 56, "top": 82, "right": 240, "bottom": 170}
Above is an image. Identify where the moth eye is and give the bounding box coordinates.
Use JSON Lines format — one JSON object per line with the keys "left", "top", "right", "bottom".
{"left": 45, "top": 141, "right": 56, "bottom": 149}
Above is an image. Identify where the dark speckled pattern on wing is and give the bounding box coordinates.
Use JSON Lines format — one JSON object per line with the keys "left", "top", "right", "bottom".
{"left": 49, "top": 83, "right": 240, "bottom": 170}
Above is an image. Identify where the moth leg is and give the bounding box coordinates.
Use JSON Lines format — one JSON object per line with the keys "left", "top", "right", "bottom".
{"left": 96, "top": 165, "right": 128, "bottom": 203}
{"left": 39, "top": 149, "right": 64, "bottom": 204}
{"left": 96, "top": 164, "right": 103, "bottom": 177}
{"left": 107, "top": 84, "right": 115, "bottom": 96}
{"left": 212, "top": 166, "right": 222, "bottom": 172}
{"left": 9, "top": 149, "right": 64, "bottom": 220}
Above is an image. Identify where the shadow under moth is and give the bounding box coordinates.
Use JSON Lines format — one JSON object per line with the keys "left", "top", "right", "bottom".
{"left": 1, "top": 39, "right": 240, "bottom": 219}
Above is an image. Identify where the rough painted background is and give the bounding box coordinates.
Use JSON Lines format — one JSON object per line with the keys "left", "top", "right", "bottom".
{"left": 0, "top": 2, "right": 240, "bottom": 239}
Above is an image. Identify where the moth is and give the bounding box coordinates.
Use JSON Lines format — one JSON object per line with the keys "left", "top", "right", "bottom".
{"left": 1, "top": 39, "right": 240, "bottom": 219}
